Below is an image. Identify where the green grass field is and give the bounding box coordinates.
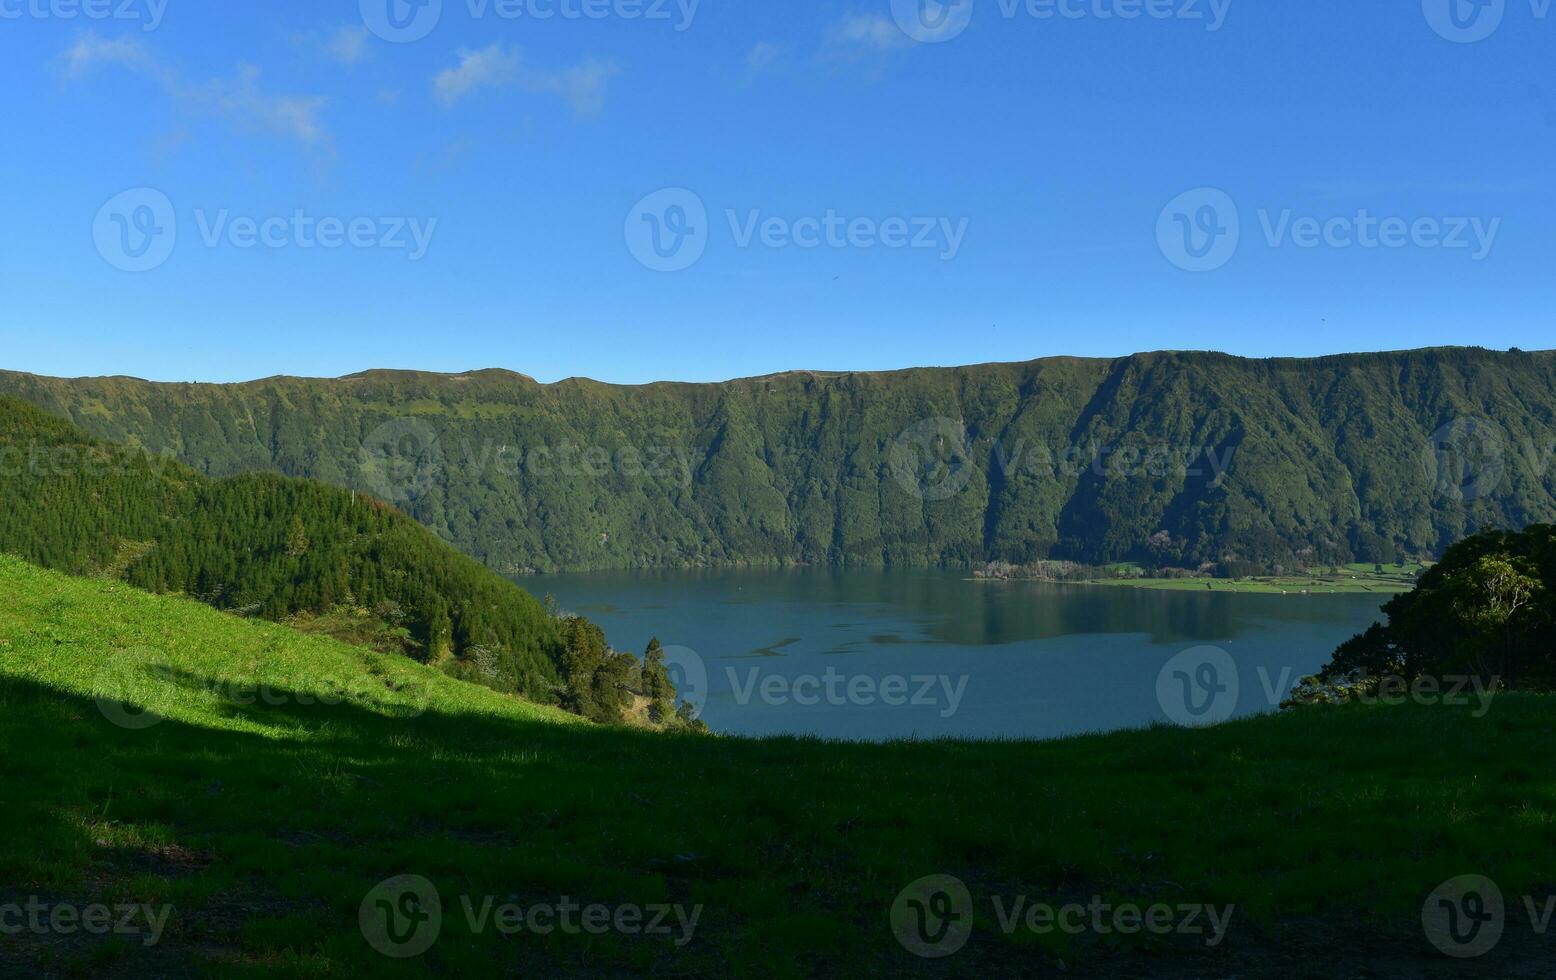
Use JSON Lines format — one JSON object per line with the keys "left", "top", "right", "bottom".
{"left": 1, "top": 555, "right": 1550, "bottom": 977}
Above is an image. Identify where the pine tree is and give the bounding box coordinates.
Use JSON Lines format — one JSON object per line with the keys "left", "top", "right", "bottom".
{"left": 286, "top": 515, "right": 310, "bottom": 557}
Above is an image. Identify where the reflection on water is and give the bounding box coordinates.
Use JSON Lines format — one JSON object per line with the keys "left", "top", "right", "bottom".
{"left": 743, "top": 638, "right": 801, "bottom": 658}
{"left": 534, "top": 568, "right": 1388, "bottom": 742}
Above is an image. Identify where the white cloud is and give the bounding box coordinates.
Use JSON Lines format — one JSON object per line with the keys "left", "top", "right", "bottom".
{"left": 327, "top": 26, "right": 371, "bottom": 67}
{"left": 433, "top": 44, "right": 620, "bottom": 118}
{"left": 62, "top": 33, "right": 165, "bottom": 80}
{"left": 747, "top": 42, "right": 782, "bottom": 71}
{"left": 289, "top": 25, "right": 371, "bottom": 68}
{"left": 434, "top": 43, "right": 520, "bottom": 106}
{"left": 826, "top": 13, "right": 912, "bottom": 52}
{"left": 524, "top": 58, "right": 619, "bottom": 118}
{"left": 60, "top": 34, "right": 330, "bottom": 151}
{"left": 199, "top": 65, "right": 329, "bottom": 144}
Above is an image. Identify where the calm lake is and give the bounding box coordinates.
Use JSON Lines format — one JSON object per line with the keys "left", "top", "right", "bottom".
{"left": 538, "top": 569, "right": 1389, "bottom": 741}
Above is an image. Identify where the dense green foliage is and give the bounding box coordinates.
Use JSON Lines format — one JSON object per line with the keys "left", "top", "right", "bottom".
{"left": 1302, "top": 524, "right": 1556, "bottom": 698}
{"left": 0, "top": 398, "right": 675, "bottom": 722}
{"left": 4, "top": 347, "right": 1552, "bottom": 573}
{"left": 2, "top": 556, "right": 1551, "bottom": 976}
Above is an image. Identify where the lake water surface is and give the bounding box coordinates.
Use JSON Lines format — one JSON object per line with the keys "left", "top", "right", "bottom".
{"left": 538, "top": 569, "right": 1389, "bottom": 741}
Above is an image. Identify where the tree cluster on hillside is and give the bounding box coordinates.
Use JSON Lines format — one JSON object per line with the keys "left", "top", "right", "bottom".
{"left": 0, "top": 398, "right": 698, "bottom": 728}
{"left": 1291, "top": 525, "right": 1556, "bottom": 704}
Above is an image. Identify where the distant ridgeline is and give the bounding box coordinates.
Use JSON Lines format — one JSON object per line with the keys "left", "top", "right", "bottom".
{"left": 0, "top": 399, "right": 689, "bottom": 727}
{"left": 3, "top": 347, "right": 1554, "bottom": 573}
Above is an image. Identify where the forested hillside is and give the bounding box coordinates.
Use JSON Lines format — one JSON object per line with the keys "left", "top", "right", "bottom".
{"left": 3, "top": 347, "right": 1553, "bottom": 573}
{"left": 0, "top": 399, "right": 670, "bottom": 722}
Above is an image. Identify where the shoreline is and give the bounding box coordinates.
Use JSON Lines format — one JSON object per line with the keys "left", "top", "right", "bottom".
{"left": 964, "top": 576, "right": 1416, "bottom": 596}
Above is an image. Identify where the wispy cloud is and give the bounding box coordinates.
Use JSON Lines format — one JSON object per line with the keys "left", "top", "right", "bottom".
{"left": 433, "top": 43, "right": 620, "bottom": 118}
{"left": 819, "top": 11, "right": 916, "bottom": 80}
{"left": 434, "top": 44, "right": 520, "bottom": 106}
{"left": 62, "top": 33, "right": 165, "bottom": 79}
{"left": 61, "top": 34, "right": 330, "bottom": 152}
{"left": 290, "top": 25, "right": 372, "bottom": 67}
{"left": 327, "top": 25, "right": 371, "bottom": 67}
{"left": 825, "top": 13, "right": 913, "bottom": 53}
{"left": 527, "top": 58, "right": 619, "bottom": 117}
{"left": 746, "top": 42, "right": 782, "bottom": 71}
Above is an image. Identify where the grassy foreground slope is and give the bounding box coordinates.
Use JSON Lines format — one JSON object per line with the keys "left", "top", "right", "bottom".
{"left": 2, "top": 556, "right": 1553, "bottom": 977}
{"left": 4, "top": 347, "right": 1554, "bottom": 573}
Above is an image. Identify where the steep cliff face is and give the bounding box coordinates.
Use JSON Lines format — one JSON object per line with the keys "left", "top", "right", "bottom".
{"left": 5, "top": 347, "right": 1554, "bottom": 572}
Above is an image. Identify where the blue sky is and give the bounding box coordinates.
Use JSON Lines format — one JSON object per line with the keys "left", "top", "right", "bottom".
{"left": 2, "top": 0, "right": 1553, "bottom": 384}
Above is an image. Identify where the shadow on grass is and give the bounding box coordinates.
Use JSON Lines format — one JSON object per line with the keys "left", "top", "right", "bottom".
{"left": 1, "top": 674, "right": 1552, "bottom": 978}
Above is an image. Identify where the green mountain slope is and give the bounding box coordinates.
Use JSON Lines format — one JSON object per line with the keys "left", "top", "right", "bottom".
{"left": 0, "top": 398, "right": 656, "bottom": 717}
{"left": 4, "top": 347, "right": 1554, "bottom": 573}
{"left": 1, "top": 555, "right": 1551, "bottom": 977}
